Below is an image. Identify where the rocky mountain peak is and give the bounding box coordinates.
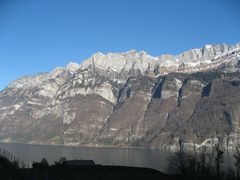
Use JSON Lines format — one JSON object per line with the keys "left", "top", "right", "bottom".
{"left": 5, "top": 43, "right": 240, "bottom": 93}
{"left": 66, "top": 62, "right": 80, "bottom": 72}
{"left": 80, "top": 50, "right": 157, "bottom": 74}
{"left": 80, "top": 43, "right": 240, "bottom": 77}
{"left": 5, "top": 63, "right": 77, "bottom": 96}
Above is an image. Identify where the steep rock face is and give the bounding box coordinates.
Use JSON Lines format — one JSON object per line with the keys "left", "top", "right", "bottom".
{"left": 182, "top": 79, "right": 240, "bottom": 140}
{"left": 98, "top": 76, "right": 154, "bottom": 146}
{"left": 0, "top": 43, "right": 240, "bottom": 149}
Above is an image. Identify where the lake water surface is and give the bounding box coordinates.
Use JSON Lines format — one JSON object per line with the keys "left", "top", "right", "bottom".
{"left": 0, "top": 142, "right": 235, "bottom": 173}
{"left": 0, "top": 142, "right": 171, "bottom": 172}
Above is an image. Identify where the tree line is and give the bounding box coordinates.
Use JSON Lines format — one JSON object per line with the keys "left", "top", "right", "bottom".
{"left": 167, "top": 137, "right": 240, "bottom": 180}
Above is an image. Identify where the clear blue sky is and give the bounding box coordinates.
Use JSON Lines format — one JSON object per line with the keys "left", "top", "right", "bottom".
{"left": 0, "top": 0, "right": 240, "bottom": 90}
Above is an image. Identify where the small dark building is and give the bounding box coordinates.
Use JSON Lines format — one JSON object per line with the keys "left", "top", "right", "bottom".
{"left": 63, "top": 160, "right": 95, "bottom": 166}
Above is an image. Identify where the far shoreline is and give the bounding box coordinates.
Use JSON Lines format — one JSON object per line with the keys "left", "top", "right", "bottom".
{"left": 0, "top": 140, "right": 170, "bottom": 152}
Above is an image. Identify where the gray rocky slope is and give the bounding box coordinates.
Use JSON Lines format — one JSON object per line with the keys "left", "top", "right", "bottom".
{"left": 1, "top": 43, "right": 240, "bottom": 150}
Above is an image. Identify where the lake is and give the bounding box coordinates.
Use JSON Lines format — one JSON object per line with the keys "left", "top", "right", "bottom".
{"left": 0, "top": 142, "right": 171, "bottom": 172}
{"left": 0, "top": 142, "right": 236, "bottom": 173}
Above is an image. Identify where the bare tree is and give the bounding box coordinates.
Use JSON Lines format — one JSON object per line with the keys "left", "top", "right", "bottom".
{"left": 214, "top": 137, "right": 225, "bottom": 180}
{"left": 234, "top": 141, "right": 240, "bottom": 180}
{"left": 199, "top": 146, "right": 207, "bottom": 176}
{"left": 187, "top": 141, "right": 199, "bottom": 176}
{"left": 198, "top": 145, "right": 215, "bottom": 177}
{"left": 177, "top": 138, "right": 186, "bottom": 175}
{"left": 167, "top": 138, "right": 187, "bottom": 175}
{"left": 226, "top": 132, "right": 231, "bottom": 150}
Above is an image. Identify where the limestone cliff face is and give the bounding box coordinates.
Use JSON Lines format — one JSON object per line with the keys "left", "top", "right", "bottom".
{"left": 0, "top": 43, "right": 240, "bottom": 149}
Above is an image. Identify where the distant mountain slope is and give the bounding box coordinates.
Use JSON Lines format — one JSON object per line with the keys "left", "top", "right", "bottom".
{"left": 0, "top": 43, "right": 240, "bottom": 149}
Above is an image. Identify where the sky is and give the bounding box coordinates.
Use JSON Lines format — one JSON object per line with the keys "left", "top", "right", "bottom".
{"left": 0, "top": 0, "right": 240, "bottom": 90}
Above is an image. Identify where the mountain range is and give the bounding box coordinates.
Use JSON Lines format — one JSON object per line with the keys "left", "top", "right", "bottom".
{"left": 0, "top": 43, "right": 240, "bottom": 150}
